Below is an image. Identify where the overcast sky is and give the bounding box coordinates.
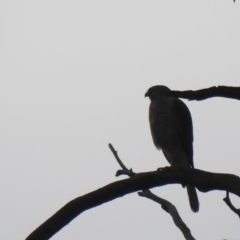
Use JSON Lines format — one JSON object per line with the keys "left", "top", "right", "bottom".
{"left": 1, "top": 1, "right": 240, "bottom": 239}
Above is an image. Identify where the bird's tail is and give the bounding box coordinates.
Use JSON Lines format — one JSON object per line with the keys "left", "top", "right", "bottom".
{"left": 187, "top": 185, "right": 199, "bottom": 212}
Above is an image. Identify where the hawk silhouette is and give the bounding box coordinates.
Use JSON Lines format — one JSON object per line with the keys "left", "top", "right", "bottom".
{"left": 145, "top": 85, "right": 199, "bottom": 212}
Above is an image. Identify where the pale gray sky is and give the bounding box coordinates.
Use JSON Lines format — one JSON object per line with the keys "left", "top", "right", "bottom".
{"left": 1, "top": 1, "right": 240, "bottom": 239}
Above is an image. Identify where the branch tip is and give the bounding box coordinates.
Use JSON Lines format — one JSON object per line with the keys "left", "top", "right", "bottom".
{"left": 108, "top": 143, "right": 135, "bottom": 177}
{"left": 223, "top": 192, "right": 240, "bottom": 218}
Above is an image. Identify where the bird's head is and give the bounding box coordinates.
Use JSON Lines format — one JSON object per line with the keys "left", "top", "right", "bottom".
{"left": 145, "top": 85, "right": 171, "bottom": 100}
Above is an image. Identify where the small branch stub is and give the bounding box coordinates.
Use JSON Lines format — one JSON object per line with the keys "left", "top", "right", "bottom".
{"left": 223, "top": 192, "right": 240, "bottom": 218}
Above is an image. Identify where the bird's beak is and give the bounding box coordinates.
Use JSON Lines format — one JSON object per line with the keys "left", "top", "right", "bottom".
{"left": 145, "top": 91, "right": 149, "bottom": 98}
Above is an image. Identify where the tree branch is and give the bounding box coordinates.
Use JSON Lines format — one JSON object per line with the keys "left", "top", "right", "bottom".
{"left": 223, "top": 191, "right": 240, "bottom": 218}
{"left": 171, "top": 86, "right": 240, "bottom": 101}
{"left": 139, "top": 190, "right": 196, "bottom": 240}
{"left": 26, "top": 168, "right": 240, "bottom": 240}
{"left": 108, "top": 144, "right": 196, "bottom": 240}
{"left": 108, "top": 143, "right": 135, "bottom": 177}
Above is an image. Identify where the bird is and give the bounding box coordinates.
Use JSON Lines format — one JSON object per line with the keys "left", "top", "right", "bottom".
{"left": 145, "top": 85, "right": 199, "bottom": 212}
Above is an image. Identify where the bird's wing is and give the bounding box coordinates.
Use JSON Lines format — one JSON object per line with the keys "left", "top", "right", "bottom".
{"left": 173, "top": 98, "right": 194, "bottom": 168}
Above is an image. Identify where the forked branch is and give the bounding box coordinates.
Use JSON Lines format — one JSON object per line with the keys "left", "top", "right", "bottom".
{"left": 223, "top": 192, "right": 240, "bottom": 218}
{"left": 26, "top": 147, "right": 240, "bottom": 240}
{"left": 109, "top": 143, "right": 196, "bottom": 240}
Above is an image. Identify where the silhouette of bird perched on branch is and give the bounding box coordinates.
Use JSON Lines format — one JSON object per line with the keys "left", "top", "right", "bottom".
{"left": 145, "top": 85, "right": 199, "bottom": 212}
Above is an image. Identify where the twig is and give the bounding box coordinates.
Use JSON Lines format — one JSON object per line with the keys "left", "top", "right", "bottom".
{"left": 108, "top": 143, "right": 135, "bottom": 177}
{"left": 139, "top": 190, "right": 196, "bottom": 240}
{"left": 223, "top": 192, "right": 240, "bottom": 218}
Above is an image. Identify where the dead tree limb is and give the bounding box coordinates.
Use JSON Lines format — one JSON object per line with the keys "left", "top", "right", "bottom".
{"left": 26, "top": 167, "right": 240, "bottom": 240}
{"left": 172, "top": 86, "right": 240, "bottom": 101}
{"left": 109, "top": 143, "right": 196, "bottom": 240}
{"left": 139, "top": 190, "right": 196, "bottom": 240}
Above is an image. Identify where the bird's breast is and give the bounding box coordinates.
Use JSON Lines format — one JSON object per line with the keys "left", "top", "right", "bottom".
{"left": 149, "top": 98, "right": 180, "bottom": 149}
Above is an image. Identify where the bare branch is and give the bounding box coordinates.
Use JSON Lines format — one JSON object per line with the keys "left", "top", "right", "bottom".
{"left": 139, "top": 190, "right": 196, "bottom": 240}
{"left": 26, "top": 168, "right": 240, "bottom": 240}
{"left": 171, "top": 86, "right": 240, "bottom": 101}
{"left": 223, "top": 192, "right": 240, "bottom": 218}
{"left": 108, "top": 143, "right": 135, "bottom": 177}
{"left": 109, "top": 143, "right": 195, "bottom": 240}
